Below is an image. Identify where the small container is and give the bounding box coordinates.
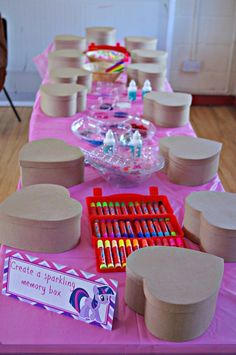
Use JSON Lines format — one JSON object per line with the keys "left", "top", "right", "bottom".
{"left": 54, "top": 34, "right": 86, "bottom": 51}
{"left": 127, "top": 63, "right": 166, "bottom": 90}
{"left": 103, "top": 129, "right": 115, "bottom": 156}
{"left": 124, "top": 36, "right": 157, "bottom": 51}
{"left": 19, "top": 138, "right": 84, "bottom": 188}
{"left": 142, "top": 80, "right": 152, "bottom": 99}
{"left": 143, "top": 91, "right": 192, "bottom": 127}
{"left": 48, "top": 49, "right": 86, "bottom": 71}
{"left": 129, "top": 130, "right": 142, "bottom": 158}
{"left": 50, "top": 67, "right": 92, "bottom": 92}
{"left": 40, "top": 83, "right": 87, "bottom": 117}
{"left": 128, "top": 80, "right": 137, "bottom": 101}
{"left": 86, "top": 26, "right": 116, "bottom": 45}
{"left": 0, "top": 184, "right": 82, "bottom": 253}
{"left": 131, "top": 49, "right": 168, "bottom": 67}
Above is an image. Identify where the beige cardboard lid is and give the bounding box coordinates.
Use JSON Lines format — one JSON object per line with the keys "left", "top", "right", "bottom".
{"left": 160, "top": 136, "right": 222, "bottom": 161}
{"left": 0, "top": 184, "right": 82, "bottom": 227}
{"left": 126, "top": 246, "right": 223, "bottom": 307}
{"left": 49, "top": 49, "right": 85, "bottom": 60}
{"left": 146, "top": 91, "right": 192, "bottom": 108}
{"left": 40, "top": 83, "right": 87, "bottom": 100}
{"left": 19, "top": 138, "right": 84, "bottom": 168}
{"left": 125, "top": 36, "right": 157, "bottom": 43}
{"left": 138, "top": 63, "right": 165, "bottom": 74}
{"left": 86, "top": 26, "right": 116, "bottom": 34}
{"left": 132, "top": 49, "right": 167, "bottom": 59}
{"left": 186, "top": 191, "right": 236, "bottom": 231}
{"left": 54, "top": 34, "right": 86, "bottom": 43}
{"left": 50, "top": 67, "right": 91, "bottom": 80}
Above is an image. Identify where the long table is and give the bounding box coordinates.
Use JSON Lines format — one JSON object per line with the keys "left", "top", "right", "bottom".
{"left": 0, "top": 53, "right": 236, "bottom": 353}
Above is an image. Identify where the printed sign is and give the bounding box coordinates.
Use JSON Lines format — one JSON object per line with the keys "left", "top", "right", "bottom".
{"left": 2, "top": 249, "right": 118, "bottom": 330}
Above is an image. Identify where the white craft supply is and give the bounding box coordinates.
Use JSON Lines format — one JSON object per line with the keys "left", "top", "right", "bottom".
{"left": 142, "top": 80, "right": 152, "bottom": 99}
{"left": 128, "top": 80, "right": 137, "bottom": 101}
{"left": 103, "top": 130, "right": 116, "bottom": 156}
{"left": 130, "top": 130, "right": 142, "bottom": 158}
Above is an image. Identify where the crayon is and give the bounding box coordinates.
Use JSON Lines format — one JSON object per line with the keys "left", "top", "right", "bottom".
{"left": 97, "top": 240, "right": 107, "bottom": 269}
{"left": 96, "top": 202, "right": 103, "bottom": 215}
{"left": 115, "top": 202, "right": 122, "bottom": 215}
{"left": 100, "top": 220, "right": 108, "bottom": 238}
{"left": 134, "top": 201, "right": 143, "bottom": 214}
{"left": 119, "top": 220, "right": 128, "bottom": 237}
{"left": 147, "top": 202, "right": 155, "bottom": 214}
{"left": 141, "top": 220, "right": 150, "bottom": 238}
{"left": 147, "top": 220, "right": 157, "bottom": 236}
{"left": 165, "top": 218, "right": 176, "bottom": 236}
{"left": 153, "top": 219, "right": 164, "bottom": 236}
{"left": 125, "top": 239, "right": 133, "bottom": 256}
{"left": 119, "top": 240, "right": 127, "bottom": 267}
{"left": 109, "top": 202, "right": 116, "bottom": 215}
{"left": 141, "top": 239, "right": 148, "bottom": 248}
{"left": 155, "top": 237, "right": 162, "bottom": 246}
{"left": 141, "top": 202, "right": 149, "bottom": 215}
{"left": 159, "top": 219, "right": 170, "bottom": 236}
{"left": 90, "top": 202, "right": 97, "bottom": 215}
{"left": 162, "top": 237, "right": 169, "bottom": 246}
{"left": 113, "top": 220, "right": 121, "bottom": 238}
{"left": 121, "top": 202, "right": 128, "bottom": 215}
{"left": 132, "top": 239, "right": 139, "bottom": 251}
{"left": 112, "top": 240, "right": 121, "bottom": 268}
{"left": 134, "top": 220, "right": 144, "bottom": 238}
{"left": 94, "top": 220, "right": 101, "bottom": 238}
{"left": 158, "top": 202, "right": 167, "bottom": 214}
{"left": 176, "top": 237, "right": 184, "bottom": 248}
{"left": 153, "top": 202, "right": 159, "bottom": 214}
{"left": 107, "top": 220, "right": 114, "bottom": 238}
{"left": 104, "top": 240, "right": 114, "bottom": 268}
{"left": 126, "top": 221, "right": 134, "bottom": 238}
{"left": 148, "top": 239, "right": 155, "bottom": 246}
{"left": 169, "top": 237, "right": 176, "bottom": 247}
{"left": 129, "top": 202, "right": 137, "bottom": 215}
{"left": 102, "top": 201, "right": 110, "bottom": 215}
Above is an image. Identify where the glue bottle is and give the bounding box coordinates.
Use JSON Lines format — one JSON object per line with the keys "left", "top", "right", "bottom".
{"left": 128, "top": 80, "right": 137, "bottom": 101}
{"left": 103, "top": 129, "right": 115, "bottom": 156}
{"left": 130, "top": 130, "right": 142, "bottom": 158}
{"left": 142, "top": 80, "right": 152, "bottom": 99}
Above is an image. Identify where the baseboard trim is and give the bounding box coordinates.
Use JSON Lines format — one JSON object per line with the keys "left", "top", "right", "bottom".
{"left": 192, "top": 95, "right": 236, "bottom": 106}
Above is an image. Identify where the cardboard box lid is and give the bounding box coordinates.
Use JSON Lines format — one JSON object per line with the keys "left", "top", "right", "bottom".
{"left": 126, "top": 246, "right": 223, "bottom": 309}
{"left": 50, "top": 67, "right": 91, "bottom": 80}
{"left": 146, "top": 91, "right": 192, "bottom": 108}
{"left": 48, "top": 49, "right": 85, "bottom": 60}
{"left": 19, "top": 138, "right": 84, "bottom": 168}
{"left": 160, "top": 136, "right": 222, "bottom": 161}
{"left": 132, "top": 49, "right": 168, "bottom": 59}
{"left": 125, "top": 36, "right": 157, "bottom": 43}
{"left": 0, "top": 184, "right": 82, "bottom": 227}
{"left": 40, "top": 83, "right": 87, "bottom": 100}
{"left": 186, "top": 191, "right": 236, "bottom": 231}
{"left": 54, "top": 34, "right": 86, "bottom": 44}
{"left": 86, "top": 26, "right": 116, "bottom": 34}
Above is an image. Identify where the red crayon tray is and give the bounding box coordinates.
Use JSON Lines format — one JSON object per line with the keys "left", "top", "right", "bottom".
{"left": 86, "top": 186, "right": 185, "bottom": 273}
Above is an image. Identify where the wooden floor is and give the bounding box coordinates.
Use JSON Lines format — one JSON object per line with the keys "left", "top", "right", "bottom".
{"left": 0, "top": 105, "right": 235, "bottom": 202}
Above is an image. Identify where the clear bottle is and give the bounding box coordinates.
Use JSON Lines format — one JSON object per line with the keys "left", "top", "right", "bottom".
{"left": 142, "top": 80, "right": 152, "bottom": 99}
{"left": 103, "top": 129, "right": 116, "bottom": 156}
{"left": 130, "top": 130, "right": 142, "bottom": 158}
{"left": 128, "top": 80, "right": 137, "bottom": 101}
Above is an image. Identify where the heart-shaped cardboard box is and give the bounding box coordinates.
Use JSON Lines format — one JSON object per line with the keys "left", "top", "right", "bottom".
{"left": 125, "top": 246, "right": 223, "bottom": 342}
{"left": 19, "top": 138, "right": 84, "bottom": 188}
{"left": 48, "top": 49, "right": 86, "bottom": 72}
{"left": 143, "top": 91, "right": 192, "bottom": 127}
{"left": 127, "top": 63, "right": 166, "bottom": 90}
{"left": 86, "top": 26, "right": 116, "bottom": 45}
{"left": 40, "top": 83, "right": 87, "bottom": 117}
{"left": 131, "top": 49, "right": 168, "bottom": 67}
{"left": 0, "top": 184, "right": 82, "bottom": 253}
{"left": 124, "top": 36, "right": 157, "bottom": 51}
{"left": 183, "top": 191, "right": 236, "bottom": 261}
{"left": 54, "top": 34, "right": 86, "bottom": 51}
{"left": 50, "top": 67, "right": 92, "bottom": 92}
{"left": 159, "top": 136, "right": 222, "bottom": 186}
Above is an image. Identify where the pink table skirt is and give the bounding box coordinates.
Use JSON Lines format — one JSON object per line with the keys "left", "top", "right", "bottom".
{"left": 0, "top": 50, "right": 236, "bottom": 353}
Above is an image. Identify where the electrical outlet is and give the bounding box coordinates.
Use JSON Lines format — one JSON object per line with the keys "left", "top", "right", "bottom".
{"left": 182, "top": 60, "right": 201, "bottom": 73}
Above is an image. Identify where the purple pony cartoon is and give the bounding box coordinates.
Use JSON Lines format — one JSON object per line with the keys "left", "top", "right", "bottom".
{"left": 69, "top": 285, "right": 114, "bottom": 323}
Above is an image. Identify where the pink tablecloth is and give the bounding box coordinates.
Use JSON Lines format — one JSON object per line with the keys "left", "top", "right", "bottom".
{"left": 0, "top": 62, "right": 236, "bottom": 354}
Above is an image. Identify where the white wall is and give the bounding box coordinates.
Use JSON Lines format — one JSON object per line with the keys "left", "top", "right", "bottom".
{"left": 0, "top": 0, "right": 170, "bottom": 102}
{"left": 170, "top": 0, "right": 236, "bottom": 95}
